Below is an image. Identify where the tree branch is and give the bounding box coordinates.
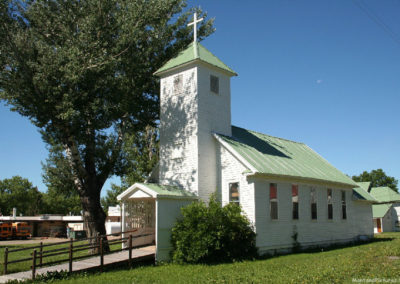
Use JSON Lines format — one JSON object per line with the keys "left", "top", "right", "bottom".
{"left": 62, "top": 128, "right": 88, "bottom": 195}
{"left": 85, "top": 45, "right": 131, "bottom": 70}
{"left": 97, "top": 116, "right": 127, "bottom": 188}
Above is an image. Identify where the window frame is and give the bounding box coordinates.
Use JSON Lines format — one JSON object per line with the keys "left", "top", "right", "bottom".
{"left": 270, "top": 183, "right": 278, "bottom": 220}
{"left": 341, "top": 190, "right": 347, "bottom": 220}
{"left": 210, "top": 75, "right": 219, "bottom": 94}
{"left": 292, "top": 184, "right": 299, "bottom": 220}
{"left": 229, "top": 182, "right": 240, "bottom": 205}
{"left": 327, "top": 188, "right": 333, "bottom": 220}
{"left": 310, "top": 187, "right": 317, "bottom": 220}
{"left": 173, "top": 74, "right": 183, "bottom": 95}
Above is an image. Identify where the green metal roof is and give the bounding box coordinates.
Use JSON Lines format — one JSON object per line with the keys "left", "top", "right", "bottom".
{"left": 352, "top": 186, "right": 376, "bottom": 202}
{"left": 216, "top": 126, "right": 358, "bottom": 187}
{"left": 372, "top": 203, "right": 392, "bottom": 218}
{"left": 138, "top": 183, "right": 196, "bottom": 198}
{"left": 154, "top": 42, "right": 237, "bottom": 76}
{"left": 356, "top": 182, "right": 372, "bottom": 192}
{"left": 369, "top": 187, "right": 400, "bottom": 203}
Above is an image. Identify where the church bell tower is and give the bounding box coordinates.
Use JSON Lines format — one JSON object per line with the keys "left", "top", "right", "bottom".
{"left": 154, "top": 13, "right": 237, "bottom": 201}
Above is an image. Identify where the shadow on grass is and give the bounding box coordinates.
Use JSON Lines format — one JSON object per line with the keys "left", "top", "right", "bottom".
{"left": 256, "top": 237, "right": 394, "bottom": 261}
{"left": 181, "top": 237, "right": 397, "bottom": 266}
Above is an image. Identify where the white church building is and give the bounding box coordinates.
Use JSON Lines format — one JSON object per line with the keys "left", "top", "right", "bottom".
{"left": 118, "top": 16, "right": 374, "bottom": 261}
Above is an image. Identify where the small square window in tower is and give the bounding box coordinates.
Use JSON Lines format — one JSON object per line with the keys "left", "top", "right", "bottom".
{"left": 210, "top": 75, "right": 219, "bottom": 94}
{"left": 173, "top": 74, "right": 183, "bottom": 95}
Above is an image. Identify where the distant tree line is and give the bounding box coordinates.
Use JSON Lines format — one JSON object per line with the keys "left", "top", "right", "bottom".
{"left": 0, "top": 175, "right": 73, "bottom": 216}
{"left": 0, "top": 176, "right": 42, "bottom": 216}
{"left": 352, "top": 169, "right": 398, "bottom": 192}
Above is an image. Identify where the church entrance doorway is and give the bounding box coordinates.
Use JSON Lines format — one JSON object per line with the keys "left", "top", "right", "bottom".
{"left": 376, "top": 218, "right": 382, "bottom": 233}
{"left": 122, "top": 198, "right": 156, "bottom": 247}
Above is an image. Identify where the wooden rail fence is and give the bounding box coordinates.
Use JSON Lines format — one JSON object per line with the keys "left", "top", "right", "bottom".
{"left": 3, "top": 230, "right": 153, "bottom": 280}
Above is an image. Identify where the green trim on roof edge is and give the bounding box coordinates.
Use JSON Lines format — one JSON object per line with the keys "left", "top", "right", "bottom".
{"left": 154, "top": 42, "right": 237, "bottom": 76}
{"left": 356, "top": 182, "right": 372, "bottom": 192}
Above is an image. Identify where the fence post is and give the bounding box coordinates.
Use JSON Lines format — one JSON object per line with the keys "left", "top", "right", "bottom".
{"left": 3, "top": 247, "right": 8, "bottom": 275}
{"left": 100, "top": 237, "right": 104, "bottom": 272}
{"left": 32, "top": 249, "right": 37, "bottom": 280}
{"left": 39, "top": 241, "right": 43, "bottom": 267}
{"left": 96, "top": 233, "right": 100, "bottom": 254}
{"left": 129, "top": 234, "right": 132, "bottom": 268}
{"left": 69, "top": 238, "right": 73, "bottom": 273}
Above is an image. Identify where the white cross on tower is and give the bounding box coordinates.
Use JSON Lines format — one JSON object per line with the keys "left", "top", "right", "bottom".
{"left": 187, "top": 12, "right": 203, "bottom": 43}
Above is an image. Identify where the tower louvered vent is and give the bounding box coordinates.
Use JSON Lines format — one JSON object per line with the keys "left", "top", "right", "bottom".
{"left": 210, "top": 75, "right": 219, "bottom": 94}
{"left": 174, "top": 74, "right": 183, "bottom": 95}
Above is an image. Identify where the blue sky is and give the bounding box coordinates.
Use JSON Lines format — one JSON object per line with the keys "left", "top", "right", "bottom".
{"left": 0, "top": 0, "right": 399, "bottom": 195}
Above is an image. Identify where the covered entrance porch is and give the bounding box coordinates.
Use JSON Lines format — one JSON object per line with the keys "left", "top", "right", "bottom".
{"left": 117, "top": 183, "right": 197, "bottom": 261}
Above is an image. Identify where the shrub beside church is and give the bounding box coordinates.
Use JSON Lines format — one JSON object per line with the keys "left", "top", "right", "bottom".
{"left": 171, "top": 195, "right": 258, "bottom": 263}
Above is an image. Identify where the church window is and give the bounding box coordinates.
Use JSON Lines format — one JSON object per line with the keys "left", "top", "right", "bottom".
{"left": 292, "top": 184, "right": 299, "bottom": 220}
{"left": 327, "top": 188, "right": 333, "bottom": 220}
{"left": 311, "top": 187, "right": 317, "bottom": 220}
{"left": 270, "top": 183, "right": 278, "bottom": 220}
{"left": 229, "top": 182, "right": 240, "bottom": 204}
{"left": 210, "top": 75, "right": 219, "bottom": 94}
{"left": 341, "top": 190, "right": 347, "bottom": 220}
{"left": 173, "top": 74, "right": 183, "bottom": 95}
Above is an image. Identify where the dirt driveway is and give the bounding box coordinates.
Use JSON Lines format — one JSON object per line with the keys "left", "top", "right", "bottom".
{"left": 0, "top": 237, "right": 68, "bottom": 246}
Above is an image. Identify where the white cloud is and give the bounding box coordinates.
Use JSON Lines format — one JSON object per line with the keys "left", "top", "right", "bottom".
{"left": 316, "top": 79, "right": 323, "bottom": 84}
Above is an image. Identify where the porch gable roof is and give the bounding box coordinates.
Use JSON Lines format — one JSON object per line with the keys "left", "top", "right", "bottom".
{"left": 373, "top": 203, "right": 392, "bottom": 218}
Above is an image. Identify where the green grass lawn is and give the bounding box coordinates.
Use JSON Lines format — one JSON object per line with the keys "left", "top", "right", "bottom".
{"left": 46, "top": 233, "right": 400, "bottom": 284}
{"left": 0, "top": 239, "right": 122, "bottom": 275}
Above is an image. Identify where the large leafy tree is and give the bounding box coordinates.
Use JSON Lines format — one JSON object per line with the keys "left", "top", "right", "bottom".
{"left": 101, "top": 125, "right": 158, "bottom": 210}
{"left": 0, "top": 0, "right": 214, "bottom": 244}
{"left": 0, "top": 176, "right": 43, "bottom": 216}
{"left": 352, "top": 169, "right": 398, "bottom": 192}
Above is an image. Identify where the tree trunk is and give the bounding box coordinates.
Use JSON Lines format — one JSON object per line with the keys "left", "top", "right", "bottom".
{"left": 80, "top": 192, "right": 110, "bottom": 254}
{"left": 63, "top": 134, "right": 112, "bottom": 254}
